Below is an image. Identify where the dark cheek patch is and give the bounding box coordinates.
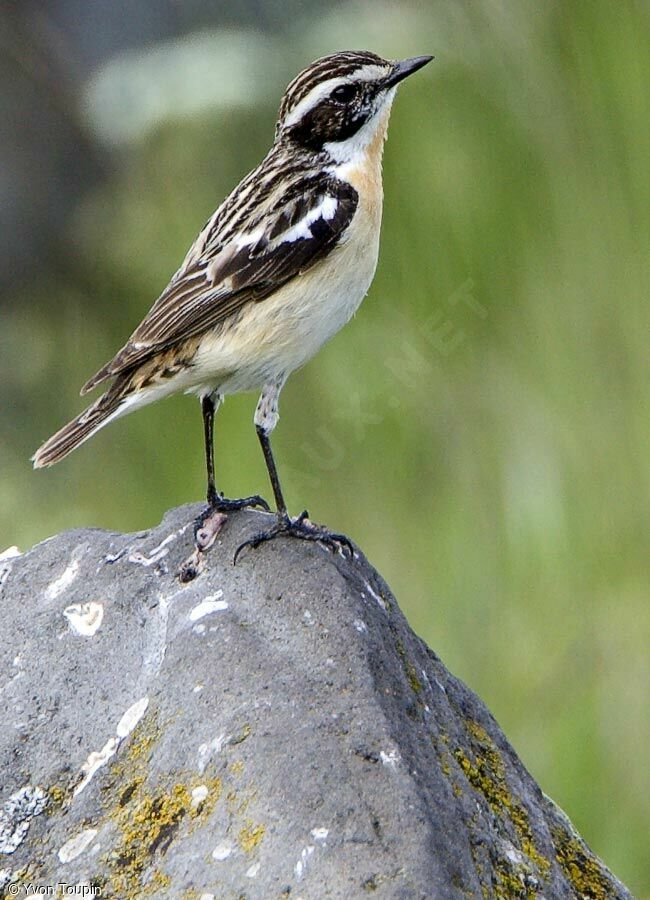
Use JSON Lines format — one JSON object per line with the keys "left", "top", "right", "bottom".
{"left": 289, "top": 103, "right": 370, "bottom": 152}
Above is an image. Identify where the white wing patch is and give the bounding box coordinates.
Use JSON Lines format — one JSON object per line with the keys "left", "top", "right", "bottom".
{"left": 234, "top": 225, "right": 266, "bottom": 249}
{"left": 204, "top": 225, "right": 266, "bottom": 281}
{"left": 201, "top": 193, "right": 341, "bottom": 286}
{"left": 281, "top": 195, "right": 338, "bottom": 243}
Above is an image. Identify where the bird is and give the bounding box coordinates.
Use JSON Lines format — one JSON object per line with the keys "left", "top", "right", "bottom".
{"left": 33, "top": 49, "right": 432, "bottom": 561}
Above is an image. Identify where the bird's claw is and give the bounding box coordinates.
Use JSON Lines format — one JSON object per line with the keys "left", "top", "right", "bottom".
{"left": 234, "top": 512, "right": 354, "bottom": 564}
{"left": 205, "top": 492, "right": 270, "bottom": 514}
{"left": 182, "top": 495, "right": 266, "bottom": 581}
{"left": 194, "top": 493, "right": 269, "bottom": 545}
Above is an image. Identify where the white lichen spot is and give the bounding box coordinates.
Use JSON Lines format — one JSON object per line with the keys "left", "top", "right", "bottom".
{"left": 193, "top": 683, "right": 204, "bottom": 693}
{"left": 129, "top": 529, "right": 184, "bottom": 568}
{"left": 128, "top": 532, "right": 178, "bottom": 567}
{"left": 0, "top": 547, "right": 21, "bottom": 561}
{"left": 364, "top": 582, "right": 387, "bottom": 610}
{"left": 193, "top": 623, "right": 206, "bottom": 635}
{"left": 380, "top": 749, "right": 401, "bottom": 768}
{"left": 45, "top": 559, "right": 80, "bottom": 600}
{"left": 74, "top": 738, "right": 119, "bottom": 796}
{"left": 245, "top": 862, "right": 261, "bottom": 878}
{"left": 200, "top": 894, "right": 215, "bottom": 900}
{"left": 189, "top": 592, "right": 228, "bottom": 621}
{"left": 302, "top": 610, "right": 314, "bottom": 625}
{"left": 353, "top": 619, "right": 368, "bottom": 633}
{"left": 310, "top": 827, "right": 329, "bottom": 842}
{"left": 58, "top": 828, "right": 98, "bottom": 863}
{"left": 212, "top": 842, "right": 233, "bottom": 861}
{"left": 197, "top": 744, "right": 210, "bottom": 772}
{"left": 63, "top": 601, "right": 104, "bottom": 637}
{"left": 103, "top": 549, "right": 125, "bottom": 563}
{"left": 191, "top": 785, "right": 209, "bottom": 809}
{"left": 128, "top": 549, "right": 167, "bottom": 567}
{"left": 503, "top": 841, "right": 525, "bottom": 866}
{"left": 116, "top": 697, "right": 149, "bottom": 739}
{"left": 0, "top": 786, "right": 47, "bottom": 854}
{"left": 295, "top": 845, "right": 315, "bottom": 881}
{"left": 197, "top": 734, "right": 228, "bottom": 773}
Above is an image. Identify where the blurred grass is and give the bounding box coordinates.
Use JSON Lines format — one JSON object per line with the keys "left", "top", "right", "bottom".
{"left": 1, "top": 1, "right": 649, "bottom": 893}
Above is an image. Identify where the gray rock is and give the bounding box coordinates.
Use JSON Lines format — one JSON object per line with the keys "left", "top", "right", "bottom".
{"left": 0, "top": 505, "right": 631, "bottom": 899}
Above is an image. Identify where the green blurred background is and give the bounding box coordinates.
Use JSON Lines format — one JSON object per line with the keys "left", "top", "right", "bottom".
{"left": 1, "top": 1, "right": 648, "bottom": 893}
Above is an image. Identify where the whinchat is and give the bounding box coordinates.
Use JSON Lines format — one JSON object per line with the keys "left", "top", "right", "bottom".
{"left": 33, "top": 50, "right": 432, "bottom": 560}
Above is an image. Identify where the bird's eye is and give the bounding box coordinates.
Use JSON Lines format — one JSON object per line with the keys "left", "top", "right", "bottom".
{"left": 331, "top": 84, "right": 356, "bottom": 104}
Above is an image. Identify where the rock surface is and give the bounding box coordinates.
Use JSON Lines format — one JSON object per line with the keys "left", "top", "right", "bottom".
{"left": 0, "top": 505, "right": 631, "bottom": 899}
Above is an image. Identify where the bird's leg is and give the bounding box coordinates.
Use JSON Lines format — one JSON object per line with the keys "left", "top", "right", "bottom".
{"left": 203, "top": 392, "right": 219, "bottom": 507}
{"left": 234, "top": 380, "right": 353, "bottom": 563}
{"left": 195, "top": 393, "right": 268, "bottom": 540}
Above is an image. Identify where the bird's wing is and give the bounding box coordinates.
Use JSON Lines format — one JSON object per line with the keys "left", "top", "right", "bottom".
{"left": 81, "top": 173, "right": 358, "bottom": 393}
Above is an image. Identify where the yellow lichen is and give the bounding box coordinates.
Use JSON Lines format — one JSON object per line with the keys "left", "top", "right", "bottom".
{"left": 405, "top": 661, "right": 423, "bottom": 694}
{"left": 226, "top": 787, "right": 253, "bottom": 817}
{"left": 101, "top": 710, "right": 222, "bottom": 898}
{"left": 230, "top": 760, "right": 245, "bottom": 776}
{"left": 190, "top": 777, "right": 223, "bottom": 819}
{"left": 46, "top": 784, "right": 68, "bottom": 812}
{"left": 433, "top": 731, "right": 465, "bottom": 798}
{"left": 125, "top": 718, "right": 161, "bottom": 764}
{"left": 230, "top": 723, "right": 251, "bottom": 745}
{"left": 107, "top": 776, "right": 223, "bottom": 892}
{"left": 238, "top": 822, "right": 266, "bottom": 853}
{"left": 91, "top": 709, "right": 230, "bottom": 897}
{"left": 494, "top": 868, "right": 536, "bottom": 899}
{"left": 147, "top": 869, "right": 172, "bottom": 893}
{"left": 394, "top": 636, "right": 423, "bottom": 695}
{"left": 454, "top": 720, "right": 551, "bottom": 883}
{"left": 107, "top": 783, "right": 190, "bottom": 895}
{"left": 551, "top": 824, "right": 615, "bottom": 899}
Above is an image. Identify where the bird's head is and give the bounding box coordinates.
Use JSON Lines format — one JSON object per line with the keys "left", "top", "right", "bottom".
{"left": 276, "top": 51, "right": 432, "bottom": 162}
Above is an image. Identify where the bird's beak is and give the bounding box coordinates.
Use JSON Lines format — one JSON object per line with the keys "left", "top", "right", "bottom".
{"left": 384, "top": 55, "right": 433, "bottom": 88}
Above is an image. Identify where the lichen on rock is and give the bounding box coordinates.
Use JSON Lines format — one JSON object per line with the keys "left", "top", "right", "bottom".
{"left": 0, "top": 505, "right": 632, "bottom": 899}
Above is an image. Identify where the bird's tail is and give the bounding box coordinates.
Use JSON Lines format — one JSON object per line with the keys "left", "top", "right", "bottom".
{"left": 32, "top": 378, "right": 133, "bottom": 469}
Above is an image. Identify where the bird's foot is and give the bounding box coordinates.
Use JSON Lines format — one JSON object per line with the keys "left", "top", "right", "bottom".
{"left": 179, "top": 507, "right": 227, "bottom": 582}
{"left": 234, "top": 510, "right": 354, "bottom": 564}
{"left": 206, "top": 490, "right": 270, "bottom": 515}
{"left": 195, "top": 492, "right": 269, "bottom": 547}
{"left": 179, "top": 494, "right": 270, "bottom": 582}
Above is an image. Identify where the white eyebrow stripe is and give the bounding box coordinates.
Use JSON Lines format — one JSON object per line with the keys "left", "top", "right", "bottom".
{"left": 282, "top": 64, "right": 388, "bottom": 131}
{"left": 348, "top": 63, "right": 387, "bottom": 83}
{"left": 282, "top": 77, "right": 348, "bottom": 129}
{"left": 280, "top": 195, "right": 338, "bottom": 243}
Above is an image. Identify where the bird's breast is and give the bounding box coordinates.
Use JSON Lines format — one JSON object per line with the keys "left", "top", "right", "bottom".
{"left": 256, "top": 199, "right": 382, "bottom": 368}
{"left": 190, "top": 159, "right": 385, "bottom": 393}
